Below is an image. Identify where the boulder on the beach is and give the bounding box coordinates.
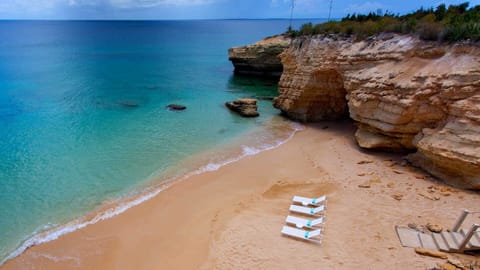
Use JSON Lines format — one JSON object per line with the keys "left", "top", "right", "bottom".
{"left": 167, "top": 104, "right": 187, "bottom": 111}
{"left": 225, "top": 98, "right": 259, "bottom": 117}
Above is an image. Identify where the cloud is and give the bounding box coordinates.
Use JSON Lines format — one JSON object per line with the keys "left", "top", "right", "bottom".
{"left": 270, "top": 0, "right": 290, "bottom": 7}
{"left": 0, "top": 0, "right": 64, "bottom": 14}
{"left": 0, "top": 0, "right": 218, "bottom": 11}
{"left": 344, "top": 1, "right": 385, "bottom": 14}
{"left": 108, "top": 0, "right": 218, "bottom": 8}
{"left": 69, "top": 0, "right": 101, "bottom": 6}
{"left": 270, "top": 0, "right": 328, "bottom": 13}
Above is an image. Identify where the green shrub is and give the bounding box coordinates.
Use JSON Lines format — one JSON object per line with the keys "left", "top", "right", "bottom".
{"left": 444, "top": 22, "right": 480, "bottom": 41}
{"left": 287, "top": 2, "right": 479, "bottom": 43}
{"left": 418, "top": 21, "right": 444, "bottom": 41}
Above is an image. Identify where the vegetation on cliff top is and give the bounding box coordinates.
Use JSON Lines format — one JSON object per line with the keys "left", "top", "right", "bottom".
{"left": 287, "top": 2, "right": 480, "bottom": 42}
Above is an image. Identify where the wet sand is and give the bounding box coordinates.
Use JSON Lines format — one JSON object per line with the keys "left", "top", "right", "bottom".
{"left": 2, "top": 122, "right": 479, "bottom": 269}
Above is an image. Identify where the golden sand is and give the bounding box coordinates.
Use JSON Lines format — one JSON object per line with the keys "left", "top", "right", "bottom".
{"left": 3, "top": 122, "right": 479, "bottom": 269}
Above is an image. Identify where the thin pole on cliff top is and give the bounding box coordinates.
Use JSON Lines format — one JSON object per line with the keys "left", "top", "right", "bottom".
{"left": 328, "top": 0, "right": 333, "bottom": 21}
{"left": 289, "top": 0, "right": 295, "bottom": 30}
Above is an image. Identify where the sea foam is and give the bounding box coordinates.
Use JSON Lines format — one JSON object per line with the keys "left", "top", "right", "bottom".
{"left": 3, "top": 121, "right": 304, "bottom": 266}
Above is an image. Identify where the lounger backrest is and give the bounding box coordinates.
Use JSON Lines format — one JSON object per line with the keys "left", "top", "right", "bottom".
{"left": 281, "top": 226, "right": 321, "bottom": 240}
{"left": 285, "top": 215, "right": 324, "bottom": 228}
{"left": 293, "top": 195, "right": 326, "bottom": 206}
{"left": 289, "top": 204, "right": 325, "bottom": 216}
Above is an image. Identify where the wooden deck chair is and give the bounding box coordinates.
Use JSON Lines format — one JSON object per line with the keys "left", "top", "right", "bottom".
{"left": 285, "top": 215, "right": 324, "bottom": 229}
{"left": 289, "top": 204, "right": 325, "bottom": 216}
{"left": 293, "top": 195, "right": 326, "bottom": 206}
{"left": 281, "top": 226, "right": 321, "bottom": 243}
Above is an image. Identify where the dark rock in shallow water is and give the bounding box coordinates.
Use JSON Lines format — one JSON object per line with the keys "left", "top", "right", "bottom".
{"left": 167, "top": 104, "right": 187, "bottom": 111}
{"left": 225, "top": 98, "right": 259, "bottom": 117}
{"left": 238, "top": 81, "right": 255, "bottom": 86}
{"left": 118, "top": 100, "right": 139, "bottom": 108}
{"left": 256, "top": 96, "right": 275, "bottom": 101}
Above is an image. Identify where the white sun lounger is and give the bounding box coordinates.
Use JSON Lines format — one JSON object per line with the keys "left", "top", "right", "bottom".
{"left": 289, "top": 204, "right": 325, "bottom": 216}
{"left": 285, "top": 215, "right": 324, "bottom": 229}
{"left": 281, "top": 226, "right": 322, "bottom": 243}
{"left": 293, "top": 195, "right": 326, "bottom": 206}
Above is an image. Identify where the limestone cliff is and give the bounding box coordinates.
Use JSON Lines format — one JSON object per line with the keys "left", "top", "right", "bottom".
{"left": 275, "top": 35, "right": 480, "bottom": 189}
{"left": 231, "top": 34, "right": 480, "bottom": 189}
{"left": 228, "top": 35, "right": 290, "bottom": 77}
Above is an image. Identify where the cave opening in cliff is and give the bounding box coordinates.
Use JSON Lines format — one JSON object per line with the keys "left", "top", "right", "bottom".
{"left": 303, "top": 69, "right": 348, "bottom": 122}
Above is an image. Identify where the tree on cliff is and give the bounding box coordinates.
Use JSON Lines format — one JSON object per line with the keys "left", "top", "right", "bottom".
{"left": 287, "top": 2, "right": 480, "bottom": 42}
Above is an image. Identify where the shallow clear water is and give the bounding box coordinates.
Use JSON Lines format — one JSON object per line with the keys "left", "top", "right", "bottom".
{"left": 0, "top": 19, "right": 323, "bottom": 263}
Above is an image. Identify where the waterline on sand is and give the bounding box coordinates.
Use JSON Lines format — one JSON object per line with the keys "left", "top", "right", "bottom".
{"left": 3, "top": 119, "right": 304, "bottom": 266}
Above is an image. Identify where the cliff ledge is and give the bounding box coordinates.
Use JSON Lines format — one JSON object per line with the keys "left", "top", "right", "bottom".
{"left": 228, "top": 35, "right": 290, "bottom": 78}
{"left": 230, "top": 34, "right": 480, "bottom": 189}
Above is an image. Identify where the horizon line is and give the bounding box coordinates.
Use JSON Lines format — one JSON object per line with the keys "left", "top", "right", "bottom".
{"left": 0, "top": 17, "right": 332, "bottom": 22}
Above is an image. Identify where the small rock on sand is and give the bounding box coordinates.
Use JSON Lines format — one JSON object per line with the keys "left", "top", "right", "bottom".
{"left": 408, "top": 223, "right": 419, "bottom": 230}
{"left": 414, "top": 248, "right": 448, "bottom": 259}
{"left": 419, "top": 192, "right": 440, "bottom": 201}
{"left": 446, "top": 259, "right": 466, "bottom": 269}
{"left": 426, "top": 223, "right": 443, "bottom": 233}
{"left": 357, "top": 160, "right": 374, "bottom": 165}
{"left": 437, "top": 262, "right": 457, "bottom": 270}
{"left": 370, "top": 177, "right": 382, "bottom": 184}
{"left": 383, "top": 160, "right": 395, "bottom": 167}
{"left": 358, "top": 183, "right": 371, "bottom": 188}
{"left": 392, "top": 194, "right": 403, "bottom": 201}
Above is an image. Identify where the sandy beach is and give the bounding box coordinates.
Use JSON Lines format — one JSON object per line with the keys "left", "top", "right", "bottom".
{"left": 2, "top": 121, "right": 479, "bottom": 270}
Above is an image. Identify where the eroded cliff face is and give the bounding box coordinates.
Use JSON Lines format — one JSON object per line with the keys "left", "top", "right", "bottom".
{"left": 272, "top": 35, "right": 480, "bottom": 189}
{"left": 228, "top": 35, "right": 290, "bottom": 77}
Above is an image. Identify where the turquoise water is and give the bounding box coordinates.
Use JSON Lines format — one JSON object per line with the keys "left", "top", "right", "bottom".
{"left": 0, "top": 20, "right": 321, "bottom": 264}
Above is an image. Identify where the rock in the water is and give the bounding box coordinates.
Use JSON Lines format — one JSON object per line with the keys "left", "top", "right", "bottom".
{"left": 167, "top": 104, "right": 187, "bottom": 111}
{"left": 225, "top": 98, "right": 259, "bottom": 117}
{"left": 118, "top": 100, "right": 139, "bottom": 108}
{"left": 256, "top": 96, "right": 276, "bottom": 101}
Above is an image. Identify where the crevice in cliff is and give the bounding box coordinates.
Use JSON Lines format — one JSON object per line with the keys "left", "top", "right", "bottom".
{"left": 274, "top": 69, "right": 349, "bottom": 122}
{"left": 303, "top": 69, "right": 348, "bottom": 121}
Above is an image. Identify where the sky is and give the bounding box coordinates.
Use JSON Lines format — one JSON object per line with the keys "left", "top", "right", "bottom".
{"left": 0, "top": 0, "right": 479, "bottom": 20}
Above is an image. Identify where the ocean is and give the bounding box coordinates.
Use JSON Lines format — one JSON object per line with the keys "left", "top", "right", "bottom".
{"left": 0, "top": 19, "right": 321, "bottom": 264}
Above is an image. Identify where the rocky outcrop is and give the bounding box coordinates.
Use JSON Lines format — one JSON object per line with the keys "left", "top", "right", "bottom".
{"left": 275, "top": 35, "right": 480, "bottom": 189}
{"left": 236, "top": 34, "right": 480, "bottom": 189}
{"left": 225, "top": 98, "right": 259, "bottom": 117}
{"left": 167, "top": 104, "right": 187, "bottom": 111}
{"left": 228, "top": 35, "right": 290, "bottom": 78}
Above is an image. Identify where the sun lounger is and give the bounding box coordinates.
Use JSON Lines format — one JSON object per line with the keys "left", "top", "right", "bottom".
{"left": 281, "top": 226, "right": 321, "bottom": 243}
{"left": 289, "top": 204, "right": 325, "bottom": 216}
{"left": 293, "top": 195, "right": 326, "bottom": 206}
{"left": 285, "top": 215, "right": 324, "bottom": 229}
